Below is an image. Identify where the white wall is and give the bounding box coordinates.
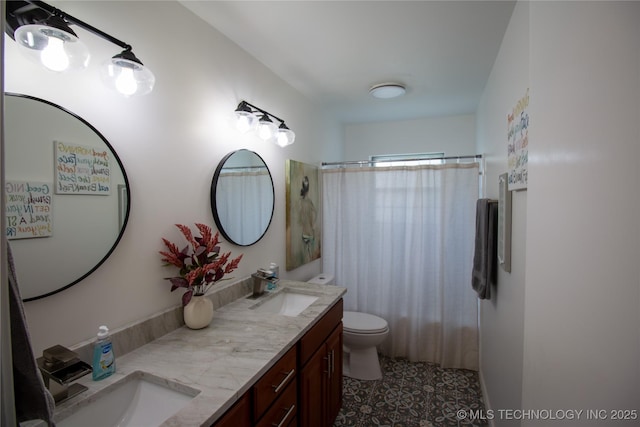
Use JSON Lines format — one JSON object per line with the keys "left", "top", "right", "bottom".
{"left": 4, "top": 0, "right": 342, "bottom": 355}
{"left": 475, "top": 2, "right": 528, "bottom": 423}
{"left": 523, "top": 1, "right": 639, "bottom": 423}
{"left": 478, "top": 1, "right": 640, "bottom": 425}
{"left": 344, "top": 114, "right": 476, "bottom": 161}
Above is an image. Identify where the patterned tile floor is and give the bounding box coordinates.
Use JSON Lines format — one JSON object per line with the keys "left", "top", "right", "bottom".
{"left": 333, "top": 355, "right": 488, "bottom": 427}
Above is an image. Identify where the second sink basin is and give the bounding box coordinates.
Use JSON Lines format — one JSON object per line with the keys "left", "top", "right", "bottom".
{"left": 57, "top": 371, "right": 199, "bottom": 427}
{"left": 253, "top": 290, "right": 319, "bottom": 317}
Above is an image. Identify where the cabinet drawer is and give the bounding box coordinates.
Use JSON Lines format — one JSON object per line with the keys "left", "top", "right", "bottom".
{"left": 212, "top": 391, "right": 251, "bottom": 427}
{"left": 253, "top": 345, "right": 297, "bottom": 420}
{"left": 299, "top": 299, "right": 343, "bottom": 366}
{"left": 256, "top": 380, "right": 297, "bottom": 427}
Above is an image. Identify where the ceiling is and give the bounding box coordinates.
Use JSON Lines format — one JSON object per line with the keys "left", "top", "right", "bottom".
{"left": 179, "top": 1, "right": 516, "bottom": 124}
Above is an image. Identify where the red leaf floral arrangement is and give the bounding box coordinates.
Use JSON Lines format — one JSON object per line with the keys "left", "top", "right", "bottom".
{"left": 159, "top": 223, "right": 243, "bottom": 306}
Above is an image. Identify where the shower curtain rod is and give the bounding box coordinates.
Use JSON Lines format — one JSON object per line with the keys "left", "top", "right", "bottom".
{"left": 321, "top": 154, "right": 482, "bottom": 167}
{"left": 221, "top": 165, "right": 268, "bottom": 171}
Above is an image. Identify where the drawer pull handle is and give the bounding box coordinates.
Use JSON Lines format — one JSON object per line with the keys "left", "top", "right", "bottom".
{"left": 272, "top": 369, "right": 295, "bottom": 394}
{"left": 272, "top": 404, "right": 296, "bottom": 427}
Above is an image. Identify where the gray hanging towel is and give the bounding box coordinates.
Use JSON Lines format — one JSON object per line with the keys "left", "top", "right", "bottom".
{"left": 471, "top": 199, "right": 498, "bottom": 299}
{"left": 8, "top": 242, "right": 56, "bottom": 426}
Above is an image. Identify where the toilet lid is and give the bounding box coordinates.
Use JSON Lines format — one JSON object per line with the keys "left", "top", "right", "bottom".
{"left": 343, "top": 311, "right": 388, "bottom": 334}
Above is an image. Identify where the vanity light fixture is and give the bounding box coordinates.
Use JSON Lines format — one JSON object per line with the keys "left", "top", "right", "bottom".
{"left": 14, "top": 13, "right": 90, "bottom": 72}
{"left": 233, "top": 102, "right": 259, "bottom": 134}
{"left": 369, "top": 83, "right": 406, "bottom": 99}
{"left": 5, "top": 0, "right": 155, "bottom": 97}
{"left": 256, "top": 113, "right": 277, "bottom": 141}
{"left": 100, "top": 48, "right": 155, "bottom": 97}
{"left": 233, "top": 101, "right": 296, "bottom": 147}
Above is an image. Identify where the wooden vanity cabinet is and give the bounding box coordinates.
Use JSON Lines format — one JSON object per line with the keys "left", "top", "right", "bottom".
{"left": 325, "top": 324, "right": 343, "bottom": 424}
{"left": 213, "top": 345, "right": 296, "bottom": 427}
{"left": 213, "top": 391, "right": 251, "bottom": 427}
{"left": 298, "top": 300, "right": 343, "bottom": 427}
{"left": 255, "top": 379, "right": 297, "bottom": 427}
{"left": 213, "top": 299, "right": 343, "bottom": 427}
{"left": 253, "top": 345, "right": 297, "bottom": 424}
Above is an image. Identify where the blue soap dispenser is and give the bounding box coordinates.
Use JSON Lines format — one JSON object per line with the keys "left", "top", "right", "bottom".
{"left": 92, "top": 325, "right": 115, "bottom": 380}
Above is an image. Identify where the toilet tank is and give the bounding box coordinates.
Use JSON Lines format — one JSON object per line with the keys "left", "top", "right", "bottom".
{"left": 307, "top": 274, "right": 335, "bottom": 286}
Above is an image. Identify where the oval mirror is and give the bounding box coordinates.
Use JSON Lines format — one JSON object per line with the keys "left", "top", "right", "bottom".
{"left": 210, "top": 150, "right": 274, "bottom": 246}
{"left": 4, "top": 93, "right": 130, "bottom": 301}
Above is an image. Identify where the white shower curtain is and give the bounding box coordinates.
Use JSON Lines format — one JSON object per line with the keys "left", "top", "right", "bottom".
{"left": 322, "top": 163, "right": 479, "bottom": 370}
{"left": 216, "top": 170, "right": 272, "bottom": 244}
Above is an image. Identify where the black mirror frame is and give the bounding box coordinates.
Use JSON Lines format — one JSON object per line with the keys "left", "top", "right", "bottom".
{"left": 5, "top": 93, "right": 132, "bottom": 302}
{"left": 210, "top": 149, "right": 274, "bottom": 246}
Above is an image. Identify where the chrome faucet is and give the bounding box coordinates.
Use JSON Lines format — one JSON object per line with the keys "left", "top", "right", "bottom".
{"left": 250, "top": 271, "right": 279, "bottom": 298}
{"left": 37, "top": 345, "right": 92, "bottom": 404}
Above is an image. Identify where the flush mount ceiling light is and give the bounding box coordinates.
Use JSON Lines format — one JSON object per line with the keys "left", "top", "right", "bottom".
{"left": 6, "top": 0, "right": 155, "bottom": 97}
{"left": 369, "top": 83, "right": 407, "bottom": 99}
{"left": 233, "top": 101, "right": 295, "bottom": 147}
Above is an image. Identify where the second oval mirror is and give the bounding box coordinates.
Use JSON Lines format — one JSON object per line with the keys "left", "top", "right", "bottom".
{"left": 210, "top": 150, "right": 274, "bottom": 246}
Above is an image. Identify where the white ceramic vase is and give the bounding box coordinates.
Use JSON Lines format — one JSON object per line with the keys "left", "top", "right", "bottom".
{"left": 183, "top": 295, "right": 214, "bottom": 329}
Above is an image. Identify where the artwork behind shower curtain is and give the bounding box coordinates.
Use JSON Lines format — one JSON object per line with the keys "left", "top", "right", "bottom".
{"left": 285, "top": 160, "right": 321, "bottom": 270}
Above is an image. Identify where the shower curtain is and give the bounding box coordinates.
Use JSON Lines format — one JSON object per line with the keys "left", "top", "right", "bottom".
{"left": 322, "top": 163, "right": 479, "bottom": 370}
{"left": 216, "top": 169, "right": 272, "bottom": 244}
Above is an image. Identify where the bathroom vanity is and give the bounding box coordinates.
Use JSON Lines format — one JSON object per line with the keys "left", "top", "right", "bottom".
{"left": 52, "top": 280, "right": 346, "bottom": 427}
{"left": 216, "top": 300, "right": 343, "bottom": 427}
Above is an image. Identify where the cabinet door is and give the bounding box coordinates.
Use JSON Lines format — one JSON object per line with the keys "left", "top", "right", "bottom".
{"left": 299, "top": 299, "right": 343, "bottom": 365}
{"left": 298, "top": 344, "right": 327, "bottom": 427}
{"left": 326, "top": 323, "right": 343, "bottom": 426}
{"left": 213, "top": 391, "right": 251, "bottom": 427}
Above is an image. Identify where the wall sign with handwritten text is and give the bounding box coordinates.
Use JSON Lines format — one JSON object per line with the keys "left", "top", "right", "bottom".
{"left": 5, "top": 180, "right": 53, "bottom": 239}
{"left": 507, "top": 88, "right": 529, "bottom": 191}
{"left": 55, "top": 141, "right": 111, "bottom": 195}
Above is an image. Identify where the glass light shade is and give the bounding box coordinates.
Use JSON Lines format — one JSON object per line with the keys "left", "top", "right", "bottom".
{"left": 14, "top": 24, "right": 90, "bottom": 72}
{"left": 100, "top": 57, "right": 155, "bottom": 97}
{"left": 256, "top": 116, "right": 277, "bottom": 141}
{"left": 275, "top": 127, "right": 295, "bottom": 147}
{"left": 234, "top": 110, "right": 258, "bottom": 133}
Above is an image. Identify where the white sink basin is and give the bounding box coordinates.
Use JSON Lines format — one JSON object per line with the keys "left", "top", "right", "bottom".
{"left": 253, "top": 290, "right": 319, "bottom": 317}
{"left": 58, "top": 372, "right": 199, "bottom": 427}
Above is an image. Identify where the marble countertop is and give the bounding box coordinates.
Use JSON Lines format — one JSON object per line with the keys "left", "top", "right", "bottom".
{"left": 54, "top": 280, "right": 346, "bottom": 426}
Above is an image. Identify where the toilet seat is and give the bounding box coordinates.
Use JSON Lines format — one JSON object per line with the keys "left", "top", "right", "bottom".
{"left": 343, "top": 311, "right": 388, "bottom": 334}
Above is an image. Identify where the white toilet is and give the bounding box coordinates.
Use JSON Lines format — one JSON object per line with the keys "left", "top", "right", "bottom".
{"left": 307, "top": 274, "right": 389, "bottom": 381}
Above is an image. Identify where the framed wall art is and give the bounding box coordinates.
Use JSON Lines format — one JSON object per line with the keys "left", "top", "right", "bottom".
{"left": 507, "top": 88, "right": 529, "bottom": 191}
{"left": 5, "top": 180, "right": 53, "bottom": 239}
{"left": 54, "top": 140, "right": 111, "bottom": 195}
{"left": 285, "top": 159, "right": 321, "bottom": 270}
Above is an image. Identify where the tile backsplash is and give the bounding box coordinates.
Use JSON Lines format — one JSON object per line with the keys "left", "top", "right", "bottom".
{"left": 71, "top": 277, "right": 253, "bottom": 363}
